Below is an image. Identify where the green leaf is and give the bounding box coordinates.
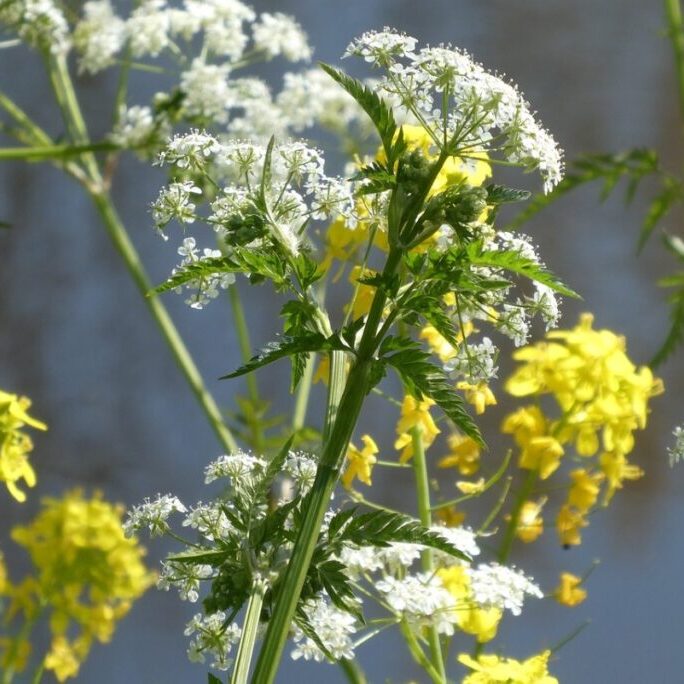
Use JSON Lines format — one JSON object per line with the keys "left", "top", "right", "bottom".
{"left": 152, "top": 256, "right": 242, "bottom": 294}
{"left": 320, "top": 63, "right": 398, "bottom": 164}
{"left": 208, "top": 673, "right": 223, "bottom": 684}
{"left": 330, "top": 509, "right": 472, "bottom": 562}
{"left": 382, "top": 337, "right": 483, "bottom": 445}
{"left": 220, "top": 332, "right": 349, "bottom": 380}
{"left": 509, "top": 149, "right": 659, "bottom": 230}
{"left": 486, "top": 184, "right": 531, "bottom": 205}
{"left": 650, "top": 286, "right": 684, "bottom": 368}
{"left": 167, "top": 549, "right": 229, "bottom": 565}
{"left": 351, "top": 162, "right": 397, "bottom": 195}
{"left": 467, "top": 243, "right": 580, "bottom": 298}
{"left": 639, "top": 178, "right": 684, "bottom": 251}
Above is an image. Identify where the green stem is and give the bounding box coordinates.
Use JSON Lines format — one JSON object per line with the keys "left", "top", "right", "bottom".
{"left": 339, "top": 658, "right": 368, "bottom": 684}
{"left": 229, "top": 284, "right": 264, "bottom": 451}
{"left": 251, "top": 249, "right": 403, "bottom": 684}
{"left": 410, "top": 426, "right": 446, "bottom": 683}
{"left": 90, "top": 192, "right": 238, "bottom": 453}
{"left": 399, "top": 620, "right": 444, "bottom": 684}
{"left": 496, "top": 469, "right": 538, "bottom": 564}
{"left": 231, "top": 578, "right": 266, "bottom": 684}
{"left": 665, "top": 0, "right": 684, "bottom": 121}
{"left": 0, "top": 142, "right": 118, "bottom": 161}
{"left": 292, "top": 353, "right": 316, "bottom": 432}
{"left": 0, "top": 90, "right": 52, "bottom": 145}
{"left": 44, "top": 53, "right": 239, "bottom": 453}
{"left": 322, "top": 350, "right": 347, "bottom": 439}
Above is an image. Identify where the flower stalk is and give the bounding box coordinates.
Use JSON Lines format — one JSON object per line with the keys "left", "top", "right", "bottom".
{"left": 230, "top": 577, "right": 267, "bottom": 684}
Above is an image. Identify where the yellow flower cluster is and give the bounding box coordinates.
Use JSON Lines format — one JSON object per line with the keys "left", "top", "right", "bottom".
{"left": 458, "top": 650, "right": 558, "bottom": 684}
{"left": 0, "top": 389, "right": 46, "bottom": 502}
{"left": 6, "top": 490, "right": 155, "bottom": 681}
{"left": 342, "top": 434, "right": 379, "bottom": 489}
{"left": 438, "top": 566, "right": 502, "bottom": 643}
{"left": 394, "top": 395, "right": 440, "bottom": 463}
{"left": 554, "top": 572, "right": 587, "bottom": 607}
{"left": 503, "top": 313, "right": 663, "bottom": 546}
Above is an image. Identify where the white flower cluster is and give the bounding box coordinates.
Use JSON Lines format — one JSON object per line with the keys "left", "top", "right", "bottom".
{"left": 123, "top": 493, "right": 186, "bottom": 537}
{"left": 376, "top": 573, "right": 459, "bottom": 636}
{"left": 204, "top": 449, "right": 266, "bottom": 484}
{"left": 668, "top": 425, "right": 684, "bottom": 467}
{"left": 291, "top": 596, "right": 358, "bottom": 662}
{"left": 345, "top": 28, "right": 564, "bottom": 192}
{"left": 0, "top": 0, "right": 70, "bottom": 53}
{"left": 283, "top": 451, "right": 318, "bottom": 494}
{"left": 467, "top": 563, "right": 543, "bottom": 616}
{"left": 185, "top": 612, "right": 242, "bottom": 671}
{"left": 155, "top": 134, "right": 357, "bottom": 307}
{"left": 445, "top": 336, "right": 499, "bottom": 384}
{"left": 158, "top": 560, "right": 214, "bottom": 602}
{"left": 182, "top": 501, "right": 235, "bottom": 542}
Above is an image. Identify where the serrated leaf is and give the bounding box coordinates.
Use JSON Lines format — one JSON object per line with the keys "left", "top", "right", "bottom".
{"left": 320, "top": 63, "right": 398, "bottom": 164}
{"left": 382, "top": 337, "right": 483, "bottom": 445}
{"left": 152, "top": 256, "right": 242, "bottom": 294}
{"left": 220, "top": 332, "right": 348, "bottom": 380}
{"left": 331, "top": 509, "right": 471, "bottom": 562}
{"left": 486, "top": 184, "right": 531, "bottom": 204}
{"left": 639, "top": 178, "right": 684, "bottom": 251}
{"left": 651, "top": 286, "right": 684, "bottom": 367}
{"left": 510, "top": 148, "right": 659, "bottom": 229}
{"left": 467, "top": 243, "right": 579, "bottom": 298}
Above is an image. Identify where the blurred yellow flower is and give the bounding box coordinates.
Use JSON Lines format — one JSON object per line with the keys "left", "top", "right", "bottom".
{"left": 457, "top": 381, "right": 497, "bottom": 416}
{"left": 0, "top": 389, "right": 46, "bottom": 502}
{"left": 438, "top": 566, "right": 502, "bottom": 643}
{"left": 394, "top": 395, "right": 440, "bottom": 463}
{"left": 342, "top": 435, "right": 379, "bottom": 489}
{"left": 599, "top": 450, "right": 644, "bottom": 504}
{"left": 458, "top": 650, "right": 558, "bottom": 683}
{"left": 514, "top": 498, "right": 546, "bottom": 544}
{"left": 556, "top": 504, "right": 587, "bottom": 548}
{"left": 346, "top": 265, "right": 377, "bottom": 320}
{"left": 438, "top": 433, "right": 481, "bottom": 476}
{"left": 8, "top": 490, "right": 155, "bottom": 681}
{"left": 554, "top": 572, "right": 587, "bottom": 607}
{"left": 567, "top": 468, "right": 603, "bottom": 512}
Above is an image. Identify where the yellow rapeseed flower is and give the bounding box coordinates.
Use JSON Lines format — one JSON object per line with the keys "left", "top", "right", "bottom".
{"left": 457, "top": 381, "right": 497, "bottom": 415}
{"left": 556, "top": 504, "right": 588, "bottom": 548}
{"left": 599, "top": 450, "right": 644, "bottom": 504}
{"left": 346, "top": 265, "right": 377, "bottom": 319}
{"left": 0, "top": 389, "right": 46, "bottom": 502}
{"left": 438, "top": 433, "right": 481, "bottom": 476}
{"left": 554, "top": 572, "right": 587, "bottom": 607}
{"left": 438, "top": 566, "right": 502, "bottom": 643}
{"left": 458, "top": 650, "right": 558, "bottom": 684}
{"left": 567, "top": 468, "right": 604, "bottom": 512}
{"left": 342, "top": 435, "right": 379, "bottom": 489}
{"left": 9, "top": 490, "right": 155, "bottom": 681}
{"left": 394, "top": 395, "right": 440, "bottom": 463}
{"left": 514, "top": 498, "right": 546, "bottom": 543}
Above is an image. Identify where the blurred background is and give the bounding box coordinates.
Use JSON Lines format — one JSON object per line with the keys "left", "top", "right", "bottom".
{"left": 1, "top": 0, "right": 683, "bottom": 681}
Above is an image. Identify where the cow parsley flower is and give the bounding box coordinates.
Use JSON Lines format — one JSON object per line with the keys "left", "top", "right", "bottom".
{"left": 252, "top": 12, "right": 311, "bottom": 62}
{"left": 180, "top": 59, "right": 233, "bottom": 124}
{"left": 185, "top": 612, "right": 241, "bottom": 670}
{"left": 110, "top": 105, "right": 161, "bottom": 149}
{"left": 124, "top": 493, "right": 187, "bottom": 537}
{"left": 158, "top": 130, "right": 221, "bottom": 170}
{"left": 73, "top": 0, "right": 126, "bottom": 73}
{"left": 126, "top": 0, "right": 171, "bottom": 58}
{"left": 446, "top": 337, "right": 499, "bottom": 384}
{"left": 204, "top": 450, "right": 266, "bottom": 484}
{"left": 158, "top": 560, "right": 214, "bottom": 602}
{"left": 291, "top": 597, "right": 357, "bottom": 662}
{"left": 1, "top": 0, "right": 70, "bottom": 53}
{"left": 467, "top": 563, "right": 543, "bottom": 616}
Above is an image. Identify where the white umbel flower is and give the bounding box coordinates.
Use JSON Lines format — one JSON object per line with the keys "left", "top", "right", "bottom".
{"left": 73, "top": 0, "right": 126, "bottom": 73}
{"left": 124, "top": 493, "right": 187, "bottom": 537}
{"left": 252, "top": 12, "right": 311, "bottom": 62}
{"left": 668, "top": 425, "right": 684, "bottom": 467}
{"left": 467, "top": 563, "right": 543, "bottom": 616}
{"left": 291, "top": 597, "right": 357, "bottom": 662}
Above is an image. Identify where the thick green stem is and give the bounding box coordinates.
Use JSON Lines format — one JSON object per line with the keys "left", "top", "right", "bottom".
{"left": 0, "top": 142, "right": 118, "bottom": 160}
{"left": 44, "top": 53, "right": 238, "bottom": 453}
{"left": 292, "top": 353, "right": 316, "bottom": 433}
{"left": 229, "top": 284, "right": 264, "bottom": 451}
{"left": 231, "top": 578, "right": 266, "bottom": 684}
{"left": 410, "top": 427, "right": 446, "bottom": 682}
{"left": 251, "top": 249, "right": 403, "bottom": 684}
{"left": 339, "top": 658, "right": 368, "bottom": 684}
{"left": 665, "top": 0, "right": 684, "bottom": 121}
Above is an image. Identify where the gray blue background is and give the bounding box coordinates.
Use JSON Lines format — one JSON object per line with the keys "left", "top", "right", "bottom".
{"left": 1, "top": 1, "right": 683, "bottom": 681}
